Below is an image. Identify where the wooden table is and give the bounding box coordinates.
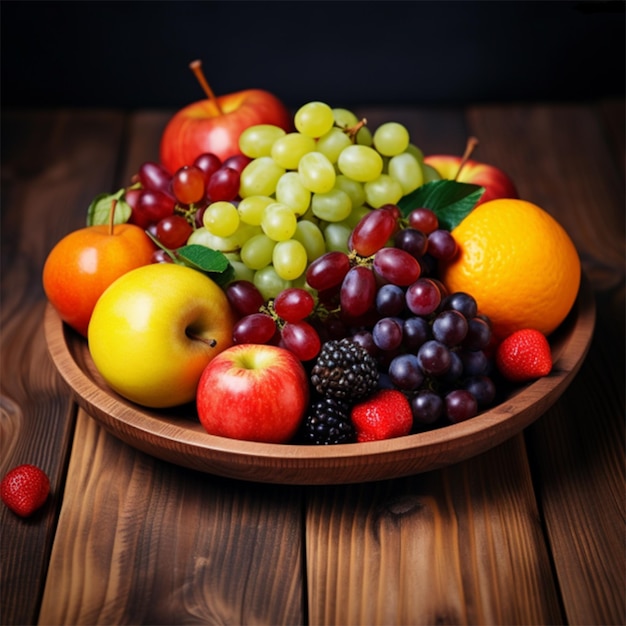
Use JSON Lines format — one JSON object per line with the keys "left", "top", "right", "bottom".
{"left": 1, "top": 101, "right": 624, "bottom": 626}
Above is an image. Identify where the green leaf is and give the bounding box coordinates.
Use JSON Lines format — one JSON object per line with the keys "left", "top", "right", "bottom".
{"left": 86, "top": 189, "right": 131, "bottom": 226}
{"left": 398, "top": 180, "right": 485, "bottom": 230}
{"left": 176, "top": 244, "right": 234, "bottom": 286}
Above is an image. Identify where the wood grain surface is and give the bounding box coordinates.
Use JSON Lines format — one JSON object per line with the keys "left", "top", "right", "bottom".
{"left": 1, "top": 102, "right": 624, "bottom": 626}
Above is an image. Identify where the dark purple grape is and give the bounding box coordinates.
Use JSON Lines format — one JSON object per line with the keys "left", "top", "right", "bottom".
{"left": 444, "top": 389, "right": 478, "bottom": 423}
{"left": 459, "top": 349, "right": 490, "bottom": 376}
{"left": 350, "top": 330, "right": 379, "bottom": 356}
{"left": 410, "top": 390, "right": 443, "bottom": 425}
{"left": 427, "top": 229, "right": 458, "bottom": 260}
{"left": 442, "top": 292, "right": 478, "bottom": 319}
{"left": 372, "top": 317, "right": 404, "bottom": 351}
{"left": 403, "top": 316, "right": 431, "bottom": 351}
{"left": 464, "top": 375, "right": 496, "bottom": 408}
{"left": 463, "top": 317, "right": 492, "bottom": 351}
{"left": 388, "top": 353, "right": 424, "bottom": 390}
{"left": 417, "top": 340, "right": 451, "bottom": 376}
{"left": 376, "top": 284, "right": 406, "bottom": 316}
{"left": 394, "top": 228, "right": 428, "bottom": 259}
{"left": 441, "top": 350, "right": 463, "bottom": 383}
{"left": 225, "top": 280, "right": 265, "bottom": 317}
{"left": 432, "top": 310, "right": 469, "bottom": 347}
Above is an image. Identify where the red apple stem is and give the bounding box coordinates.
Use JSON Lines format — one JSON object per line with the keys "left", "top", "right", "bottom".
{"left": 454, "top": 136, "right": 479, "bottom": 181}
{"left": 189, "top": 59, "right": 223, "bottom": 116}
{"left": 109, "top": 199, "right": 117, "bottom": 236}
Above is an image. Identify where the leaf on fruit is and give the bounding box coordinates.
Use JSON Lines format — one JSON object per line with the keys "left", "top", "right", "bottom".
{"left": 87, "top": 189, "right": 131, "bottom": 227}
{"left": 176, "top": 245, "right": 234, "bottom": 286}
{"left": 398, "top": 180, "right": 484, "bottom": 230}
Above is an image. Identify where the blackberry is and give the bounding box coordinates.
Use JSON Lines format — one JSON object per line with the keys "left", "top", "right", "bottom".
{"left": 310, "top": 338, "right": 379, "bottom": 401}
{"left": 303, "top": 397, "right": 355, "bottom": 445}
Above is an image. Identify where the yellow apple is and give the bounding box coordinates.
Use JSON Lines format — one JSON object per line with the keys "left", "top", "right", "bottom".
{"left": 88, "top": 263, "right": 236, "bottom": 408}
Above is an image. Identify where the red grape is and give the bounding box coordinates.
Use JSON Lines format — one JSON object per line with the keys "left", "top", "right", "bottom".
{"left": 129, "top": 189, "right": 176, "bottom": 229}
{"left": 172, "top": 165, "right": 206, "bottom": 205}
{"left": 138, "top": 161, "right": 173, "bottom": 197}
{"left": 233, "top": 313, "right": 277, "bottom": 344}
{"left": 408, "top": 208, "right": 439, "bottom": 234}
{"left": 350, "top": 208, "right": 398, "bottom": 256}
{"left": 280, "top": 321, "right": 321, "bottom": 361}
{"left": 427, "top": 229, "right": 458, "bottom": 260}
{"left": 193, "top": 153, "right": 222, "bottom": 181}
{"left": 405, "top": 278, "right": 442, "bottom": 316}
{"left": 206, "top": 167, "right": 240, "bottom": 202}
{"left": 305, "top": 251, "right": 351, "bottom": 291}
{"left": 222, "top": 154, "right": 252, "bottom": 175}
{"left": 274, "top": 288, "right": 315, "bottom": 323}
{"left": 372, "top": 247, "right": 421, "bottom": 286}
{"left": 340, "top": 266, "right": 376, "bottom": 317}
{"left": 155, "top": 215, "right": 193, "bottom": 249}
{"left": 225, "top": 280, "right": 265, "bottom": 317}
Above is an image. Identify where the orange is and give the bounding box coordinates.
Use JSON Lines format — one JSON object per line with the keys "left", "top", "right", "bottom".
{"left": 43, "top": 223, "right": 155, "bottom": 337}
{"left": 440, "top": 199, "right": 581, "bottom": 339}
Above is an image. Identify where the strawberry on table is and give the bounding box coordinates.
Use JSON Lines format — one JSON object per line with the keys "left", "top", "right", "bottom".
{"left": 351, "top": 389, "right": 413, "bottom": 443}
{"left": 1, "top": 464, "right": 50, "bottom": 517}
{"left": 495, "top": 328, "right": 553, "bottom": 383}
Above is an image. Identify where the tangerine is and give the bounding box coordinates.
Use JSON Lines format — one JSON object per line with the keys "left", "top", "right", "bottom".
{"left": 439, "top": 199, "right": 580, "bottom": 339}
{"left": 43, "top": 223, "right": 155, "bottom": 337}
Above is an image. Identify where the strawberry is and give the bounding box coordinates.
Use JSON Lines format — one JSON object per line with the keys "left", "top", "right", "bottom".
{"left": 351, "top": 389, "right": 413, "bottom": 442}
{"left": 1, "top": 464, "right": 50, "bottom": 517}
{"left": 496, "top": 328, "right": 553, "bottom": 383}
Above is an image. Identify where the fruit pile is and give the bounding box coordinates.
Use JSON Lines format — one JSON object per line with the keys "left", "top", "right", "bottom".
{"left": 42, "top": 93, "right": 582, "bottom": 448}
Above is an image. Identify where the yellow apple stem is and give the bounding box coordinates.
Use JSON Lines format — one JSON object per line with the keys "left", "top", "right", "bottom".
{"left": 108, "top": 199, "right": 117, "bottom": 236}
{"left": 186, "top": 331, "right": 217, "bottom": 348}
{"left": 189, "top": 59, "right": 223, "bottom": 116}
{"left": 454, "top": 136, "right": 479, "bottom": 181}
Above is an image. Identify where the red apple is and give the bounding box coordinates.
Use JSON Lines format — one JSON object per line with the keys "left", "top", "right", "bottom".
{"left": 197, "top": 344, "right": 309, "bottom": 444}
{"left": 423, "top": 154, "right": 518, "bottom": 205}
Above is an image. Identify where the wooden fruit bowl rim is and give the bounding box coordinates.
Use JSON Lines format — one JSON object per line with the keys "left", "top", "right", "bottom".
{"left": 44, "top": 274, "right": 595, "bottom": 485}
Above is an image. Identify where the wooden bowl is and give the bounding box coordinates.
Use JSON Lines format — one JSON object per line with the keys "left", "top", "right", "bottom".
{"left": 44, "top": 275, "right": 595, "bottom": 485}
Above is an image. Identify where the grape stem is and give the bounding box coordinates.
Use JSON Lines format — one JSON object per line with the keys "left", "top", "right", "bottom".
{"left": 343, "top": 118, "right": 368, "bottom": 141}
{"left": 189, "top": 59, "right": 223, "bottom": 116}
{"left": 108, "top": 199, "right": 117, "bottom": 236}
{"left": 454, "top": 136, "right": 479, "bottom": 181}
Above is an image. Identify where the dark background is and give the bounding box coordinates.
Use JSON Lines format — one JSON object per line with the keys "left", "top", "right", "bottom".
{"left": 1, "top": 0, "right": 624, "bottom": 111}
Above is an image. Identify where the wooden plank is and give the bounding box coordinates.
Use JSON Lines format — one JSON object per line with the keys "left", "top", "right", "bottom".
{"left": 39, "top": 410, "right": 305, "bottom": 625}
{"left": 37, "top": 111, "right": 306, "bottom": 624}
{"left": 305, "top": 107, "right": 563, "bottom": 626}
{"left": 467, "top": 102, "right": 625, "bottom": 625}
{"left": 306, "top": 437, "right": 562, "bottom": 625}
{"left": 0, "top": 110, "right": 126, "bottom": 626}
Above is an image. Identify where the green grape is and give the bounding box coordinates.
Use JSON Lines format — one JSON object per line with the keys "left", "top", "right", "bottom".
{"left": 324, "top": 222, "right": 352, "bottom": 252}
{"left": 239, "top": 157, "right": 285, "bottom": 197}
{"left": 275, "top": 172, "right": 311, "bottom": 216}
{"left": 228, "top": 260, "right": 255, "bottom": 283}
{"left": 188, "top": 224, "right": 261, "bottom": 253}
{"left": 241, "top": 233, "right": 276, "bottom": 270}
{"left": 237, "top": 195, "right": 274, "bottom": 226}
{"left": 271, "top": 132, "right": 316, "bottom": 170}
{"left": 294, "top": 101, "right": 335, "bottom": 138}
{"left": 272, "top": 239, "right": 308, "bottom": 280}
{"left": 298, "top": 152, "right": 336, "bottom": 193}
{"left": 203, "top": 201, "right": 240, "bottom": 237}
{"left": 334, "top": 175, "right": 365, "bottom": 209}
{"left": 311, "top": 189, "right": 352, "bottom": 222}
{"left": 292, "top": 219, "right": 327, "bottom": 262}
{"left": 373, "top": 122, "right": 410, "bottom": 157}
{"left": 239, "top": 124, "right": 286, "bottom": 158}
{"left": 316, "top": 127, "right": 352, "bottom": 163}
{"left": 406, "top": 143, "right": 424, "bottom": 163}
{"left": 388, "top": 152, "right": 424, "bottom": 194}
{"left": 343, "top": 204, "right": 370, "bottom": 228}
{"left": 364, "top": 174, "right": 403, "bottom": 208}
{"left": 355, "top": 126, "right": 373, "bottom": 146}
{"left": 337, "top": 145, "right": 383, "bottom": 182}
{"left": 253, "top": 266, "right": 292, "bottom": 301}
{"left": 422, "top": 163, "right": 442, "bottom": 182}
{"left": 332, "top": 108, "right": 359, "bottom": 129}
{"left": 261, "top": 202, "right": 298, "bottom": 241}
